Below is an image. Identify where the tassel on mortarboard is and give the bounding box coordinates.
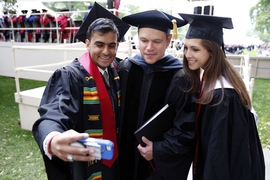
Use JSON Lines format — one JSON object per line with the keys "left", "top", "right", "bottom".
{"left": 172, "top": 19, "right": 178, "bottom": 40}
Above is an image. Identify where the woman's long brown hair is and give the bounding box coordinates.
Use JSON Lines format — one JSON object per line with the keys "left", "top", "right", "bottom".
{"left": 183, "top": 39, "right": 251, "bottom": 109}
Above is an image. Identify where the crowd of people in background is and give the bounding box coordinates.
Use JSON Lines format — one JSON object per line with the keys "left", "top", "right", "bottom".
{"left": 0, "top": 8, "right": 82, "bottom": 43}
{"left": 1, "top": 8, "right": 269, "bottom": 57}
{"left": 257, "top": 43, "right": 270, "bottom": 57}
{"left": 168, "top": 39, "right": 270, "bottom": 57}
{"left": 224, "top": 44, "right": 246, "bottom": 54}
{"left": 224, "top": 43, "right": 270, "bottom": 56}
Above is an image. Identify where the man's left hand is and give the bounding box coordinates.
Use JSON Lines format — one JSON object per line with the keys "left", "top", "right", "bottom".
{"left": 137, "top": 136, "right": 153, "bottom": 161}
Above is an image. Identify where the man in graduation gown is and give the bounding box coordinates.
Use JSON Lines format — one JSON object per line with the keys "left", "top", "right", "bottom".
{"left": 118, "top": 10, "right": 197, "bottom": 180}
{"left": 32, "top": 2, "right": 129, "bottom": 180}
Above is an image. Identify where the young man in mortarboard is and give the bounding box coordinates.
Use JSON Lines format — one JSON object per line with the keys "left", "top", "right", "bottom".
{"left": 118, "top": 10, "right": 197, "bottom": 180}
{"left": 179, "top": 13, "right": 265, "bottom": 180}
{"left": 32, "top": 2, "right": 129, "bottom": 180}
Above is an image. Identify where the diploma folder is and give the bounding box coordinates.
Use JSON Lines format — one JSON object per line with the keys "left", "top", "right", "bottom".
{"left": 134, "top": 104, "right": 175, "bottom": 147}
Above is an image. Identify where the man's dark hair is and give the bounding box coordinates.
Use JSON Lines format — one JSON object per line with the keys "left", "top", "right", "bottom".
{"left": 86, "top": 18, "right": 119, "bottom": 41}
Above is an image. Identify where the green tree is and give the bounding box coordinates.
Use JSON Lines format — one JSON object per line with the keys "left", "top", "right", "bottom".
{"left": 0, "top": 0, "right": 18, "bottom": 13}
{"left": 250, "top": 0, "right": 270, "bottom": 42}
{"left": 119, "top": 4, "right": 143, "bottom": 37}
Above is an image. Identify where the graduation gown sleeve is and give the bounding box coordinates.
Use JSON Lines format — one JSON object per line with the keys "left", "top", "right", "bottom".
{"left": 152, "top": 71, "right": 197, "bottom": 180}
{"left": 32, "top": 61, "right": 84, "bottom": 180}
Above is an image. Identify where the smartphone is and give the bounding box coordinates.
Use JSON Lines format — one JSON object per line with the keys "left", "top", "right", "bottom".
{"left": 70, "top": 141, "right": 101, "bottom": 159}
{"left": 71, "top": 138, "right": 114, "bottom": 160}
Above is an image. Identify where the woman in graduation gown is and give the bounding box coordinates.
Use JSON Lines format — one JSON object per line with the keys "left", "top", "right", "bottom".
{"left": 179, "top": 13, "right": 265, "bottom": 180}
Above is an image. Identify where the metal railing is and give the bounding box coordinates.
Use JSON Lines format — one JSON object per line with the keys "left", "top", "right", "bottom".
{"left": 1, "top": 8, "right": 128, "bottom": 43}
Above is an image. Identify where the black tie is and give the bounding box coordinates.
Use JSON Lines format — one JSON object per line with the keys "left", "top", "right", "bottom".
{"left": 103, "top": 71, "right": 109, "bottom": 85}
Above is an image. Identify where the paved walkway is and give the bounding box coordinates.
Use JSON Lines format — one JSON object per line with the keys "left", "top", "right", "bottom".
{"left": 187, "top": 148, "right": 270, "bottom": 180}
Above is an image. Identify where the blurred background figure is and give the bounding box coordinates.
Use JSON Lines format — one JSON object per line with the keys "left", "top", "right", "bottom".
{"left": 57, "top": 9, "right": 74, "bottom": 43}
{"left": 2, "top": 10, "right": 11, "bottom": 41}
{"left": 27, "top": 9, "right": 37, "bottom": 42}
{"left": 17, "top": 10, "right": 28, "bottom": 42}
{"left": 10, "top": 10, "right": 18, "bottom": 41}
{"left": 83, "top": 4, "right": 92, "bottom": 21}
{"left": 40, "top": 9, "right": 55, "bottom": 43}
{"left": 34, "top": 10, "right": 42, "bottom": 42}
{"left": 0, "top": 15, "right": 4, "bottom": 41}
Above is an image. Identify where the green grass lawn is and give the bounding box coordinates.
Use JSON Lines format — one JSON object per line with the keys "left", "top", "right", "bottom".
{"left": 0, "top": 76, "right": 269, "bottom": 179}
{"left": 243, "top": 49, "right": 257, "bottom": 56}
{"left": 252, "top": 78, "right": 270, "bottom": 149}
{"left": 0, "top": 77, "right": 47, "bottom": 180}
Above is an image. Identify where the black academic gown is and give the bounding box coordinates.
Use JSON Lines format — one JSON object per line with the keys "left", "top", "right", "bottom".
{"left": 194, "top": 88, "right": 265, "bottom": 180}
{"left": 151, "top": 71, "right": 196, "bottom": 180}
{"left": 32, "top": 59, "right": 120, "bottom": 180}
{"left": 118, "top": 54, "right": 196, "bottom": 180}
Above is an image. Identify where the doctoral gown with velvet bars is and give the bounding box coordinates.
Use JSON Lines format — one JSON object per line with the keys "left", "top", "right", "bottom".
{"left": 32, "top": 59, "right": 120, "bottom": 180}
{"left": 118, "top": 54, "right": 197, "bottom": 180}
{"left": 194, "top": 88, "right": 265, "bottom": 180}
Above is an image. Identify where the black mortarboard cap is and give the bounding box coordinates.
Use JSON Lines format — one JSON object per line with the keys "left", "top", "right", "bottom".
{"left": 75, "top": 2, "right": 130, "bottom": 43}
{"left": 42, "top": 9, "right": 47, "bottom": 12}
{"left": 178, "top": 13, "right": 233, "bottom": 46}
{"left": 122, "top": 10, "right": 187, "bottom": 34}
{"left": 21, "top": 10, "right": 28, "bottom": 14}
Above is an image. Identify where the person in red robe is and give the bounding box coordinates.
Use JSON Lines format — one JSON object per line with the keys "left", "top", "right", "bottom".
{"left": 40, "top": 9, "right": 55, "bottom": 43}
{"left": 57, "top": 9, "right": 73, "bottom": 43}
